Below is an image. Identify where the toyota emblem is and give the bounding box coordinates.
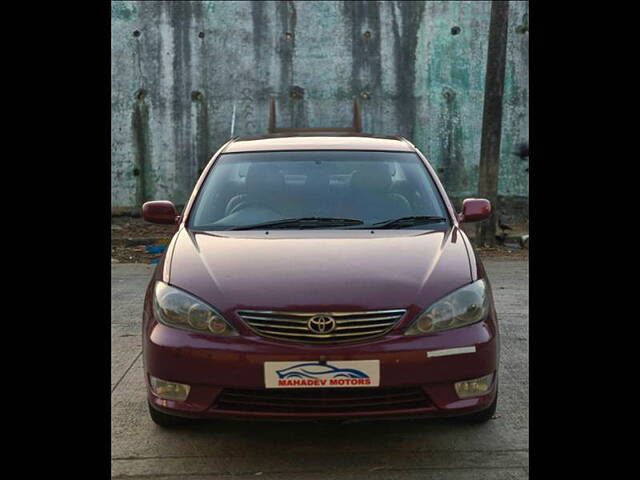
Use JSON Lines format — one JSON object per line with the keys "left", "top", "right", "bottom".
{"left": 307, "top": 315, "right": 336, "bottom": 334}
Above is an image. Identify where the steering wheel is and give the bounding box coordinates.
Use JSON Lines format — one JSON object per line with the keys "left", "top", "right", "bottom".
{"left": 228, "top": 200, "right": 281, "bottom": 216}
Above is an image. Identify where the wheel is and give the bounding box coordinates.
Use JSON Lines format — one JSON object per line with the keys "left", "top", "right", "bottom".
{"left": 148, "top": 402, "right": 189, "bottom": 427}
{"left": 462, "top": 390, "right": 498, "bottom": 423}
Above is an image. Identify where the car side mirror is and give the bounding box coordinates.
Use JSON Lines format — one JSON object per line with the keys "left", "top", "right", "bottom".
{"left": 142, "top": 201, "right": 179, "bottom": 225}
{"left": 458, "top": 198, "right": 491, "bottom": 223}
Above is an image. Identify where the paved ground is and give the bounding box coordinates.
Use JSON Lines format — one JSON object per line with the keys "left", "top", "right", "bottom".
{"left": 112, "top": 259, "right": 529, "bottom": 479}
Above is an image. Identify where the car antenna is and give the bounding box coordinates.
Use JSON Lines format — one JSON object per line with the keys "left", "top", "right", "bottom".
{"left": 268, "top": 98, "right": 362, "bottom": 134}
{"left": 230, "top": 102, "right": 236, "bottom": 137}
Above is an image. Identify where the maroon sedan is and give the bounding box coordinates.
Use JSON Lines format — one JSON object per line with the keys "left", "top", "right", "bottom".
{"left": 142, "top": 132, "right": 498, "bottom": 426}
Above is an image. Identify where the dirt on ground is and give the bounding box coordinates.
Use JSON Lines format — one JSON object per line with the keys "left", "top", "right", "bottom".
{"left": 111, "top": 216, "right": 176, "bottom": 264}
{"left": 111, "top": 216, "right": 528, "bottom": 264}
{"left": 475, "top": 246, "right": 528, "bottom": 259}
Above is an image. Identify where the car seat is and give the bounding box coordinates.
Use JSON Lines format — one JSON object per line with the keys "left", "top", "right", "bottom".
{"left": 341, "top": 163, "right": 411, "bottom": 221}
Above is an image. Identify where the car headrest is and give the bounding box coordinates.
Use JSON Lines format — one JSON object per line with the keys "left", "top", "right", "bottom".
{"left": 351, "top": 163, "right": 393, "bottom": 192}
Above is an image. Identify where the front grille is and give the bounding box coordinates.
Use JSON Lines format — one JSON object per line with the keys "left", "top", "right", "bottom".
{"left": 236, "top": 310, "right": 406, "bottom": 344}
{"left": 214, "top": 387, "right": 430, "bottom": 413}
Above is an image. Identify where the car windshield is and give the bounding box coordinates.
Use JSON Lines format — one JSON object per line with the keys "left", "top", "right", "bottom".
{"left": 188, "top": 151, "right": 450, "bottom": 230}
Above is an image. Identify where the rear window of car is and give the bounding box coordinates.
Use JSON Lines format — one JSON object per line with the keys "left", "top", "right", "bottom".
{"left": 188, "top": 150, "right": 449, "bottom": 230}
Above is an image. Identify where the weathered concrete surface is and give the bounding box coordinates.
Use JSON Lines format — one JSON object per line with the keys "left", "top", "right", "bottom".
{"left": 111, "top": 1, "right": 529, "bottom": 210}
{"left": 111, "top": 259, "right": 529, "bottom": 479}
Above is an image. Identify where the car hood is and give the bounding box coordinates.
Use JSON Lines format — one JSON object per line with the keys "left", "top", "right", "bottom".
{"left": 167, "top": 227, "right": 473, "bottom": 322}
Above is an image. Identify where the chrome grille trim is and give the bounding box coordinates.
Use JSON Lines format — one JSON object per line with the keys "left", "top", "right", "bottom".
{"left": 236, "top": 309, "right": 406, "bottom": 343}
{"left": 334, "top": 322, "right": 396, "bottom": 331}
{"left": 239, "top": 315, "right": 309, "bottom": 324}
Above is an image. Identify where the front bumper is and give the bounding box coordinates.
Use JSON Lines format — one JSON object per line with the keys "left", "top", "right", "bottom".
{"left": 144, "top": 319, "right": 498, "bottom": 420}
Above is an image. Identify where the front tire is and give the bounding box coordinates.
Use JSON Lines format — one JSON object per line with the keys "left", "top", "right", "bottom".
{"left": 148, "top": 402, "right": 189, "bottom": 427}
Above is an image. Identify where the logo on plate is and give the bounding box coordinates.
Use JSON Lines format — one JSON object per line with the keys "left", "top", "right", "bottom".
{"left": 276, "top": 362, "right": 369, "bottom": 380}
{"left": 275, "top": 362, "right": 371, "bottom": 386}
{"left": 307, "top": 315, "right": 336, "bottom": 334}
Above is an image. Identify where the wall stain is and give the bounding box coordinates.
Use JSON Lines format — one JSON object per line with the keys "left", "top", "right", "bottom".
{"left": 196, "top": 4, "right": 212, "bottom": 172}
{"left": 276, "top": 1, "right": 299, "bottom": 127}
{"left": 112, "top": 2, "right": 137, "bottom": 21}
{"left": 192, "top": 90, "right": 210, "bottom": 176}
{"left": 132, "top": 89, "right": 152, "bottom": 207}
{"left": 166, "top": 1, "right": 204, "bottom": 198}
{"left": 290, "top": 85, "right": 307, "bottom": 128}
{"left": 440, "top": 87, "right": 467, "bottom": 193}
{"left": 251, "top": 2, "right": 267, "bottom": 70}
{"left": 251, "top": 1, "right": 276, "bottom": 132}
{"left": 345, "top": 0, "right": 382, "bottom": 132}
{"left": 389, "top": 0, "right": 426, "bottom": 142}
{"left": 240, "top": 87, "right": 256, "bottom": 131}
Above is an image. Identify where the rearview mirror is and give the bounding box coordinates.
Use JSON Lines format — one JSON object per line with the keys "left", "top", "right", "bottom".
{"left": 142, "top": 201, "right": 178, "bottom": 225}
{"left": 458, "top": 198, "right": 491, "bottom": 223}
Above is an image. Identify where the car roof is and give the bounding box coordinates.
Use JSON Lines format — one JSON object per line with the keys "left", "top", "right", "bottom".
{"left": 224, "top": 132, "right": 415, "bottom": 153}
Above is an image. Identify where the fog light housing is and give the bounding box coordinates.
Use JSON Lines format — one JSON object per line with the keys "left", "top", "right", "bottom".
{"left": 454, "top": 373, "right": 494, "bottom": 399}
{"left": 149, "top": 376, "right": 191, "bottom": 401}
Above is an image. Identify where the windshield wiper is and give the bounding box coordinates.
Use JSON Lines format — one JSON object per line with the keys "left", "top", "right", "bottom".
{"left": 229, "top": 217, "right": 365, "bottom": 230}
{"left": 367, "top": 215, "right": 448, "bottom": 229}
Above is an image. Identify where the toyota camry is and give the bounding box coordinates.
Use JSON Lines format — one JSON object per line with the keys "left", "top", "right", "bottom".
{"left": 141, "top": 103, "right": 499, "bottom": 426}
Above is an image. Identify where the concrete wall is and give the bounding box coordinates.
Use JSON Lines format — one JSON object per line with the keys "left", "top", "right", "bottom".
{"left": 111, "top": 0, "right": 528, "bottom": 212}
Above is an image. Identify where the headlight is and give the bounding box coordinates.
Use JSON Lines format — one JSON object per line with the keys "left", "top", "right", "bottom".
{"left": 152, "top": 281, "right": 238, "bottom": 336}
{"left": 405, "top": 279, "right": 488, "bottom": 335}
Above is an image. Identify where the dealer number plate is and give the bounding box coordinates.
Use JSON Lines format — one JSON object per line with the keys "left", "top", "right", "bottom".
{"left": 264, "top": 360, "right": 380, "bottom": 388}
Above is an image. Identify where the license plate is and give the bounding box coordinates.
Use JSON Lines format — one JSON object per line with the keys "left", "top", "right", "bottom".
{"left": 264, "top": 360, "right": 380, "bottom": 388}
